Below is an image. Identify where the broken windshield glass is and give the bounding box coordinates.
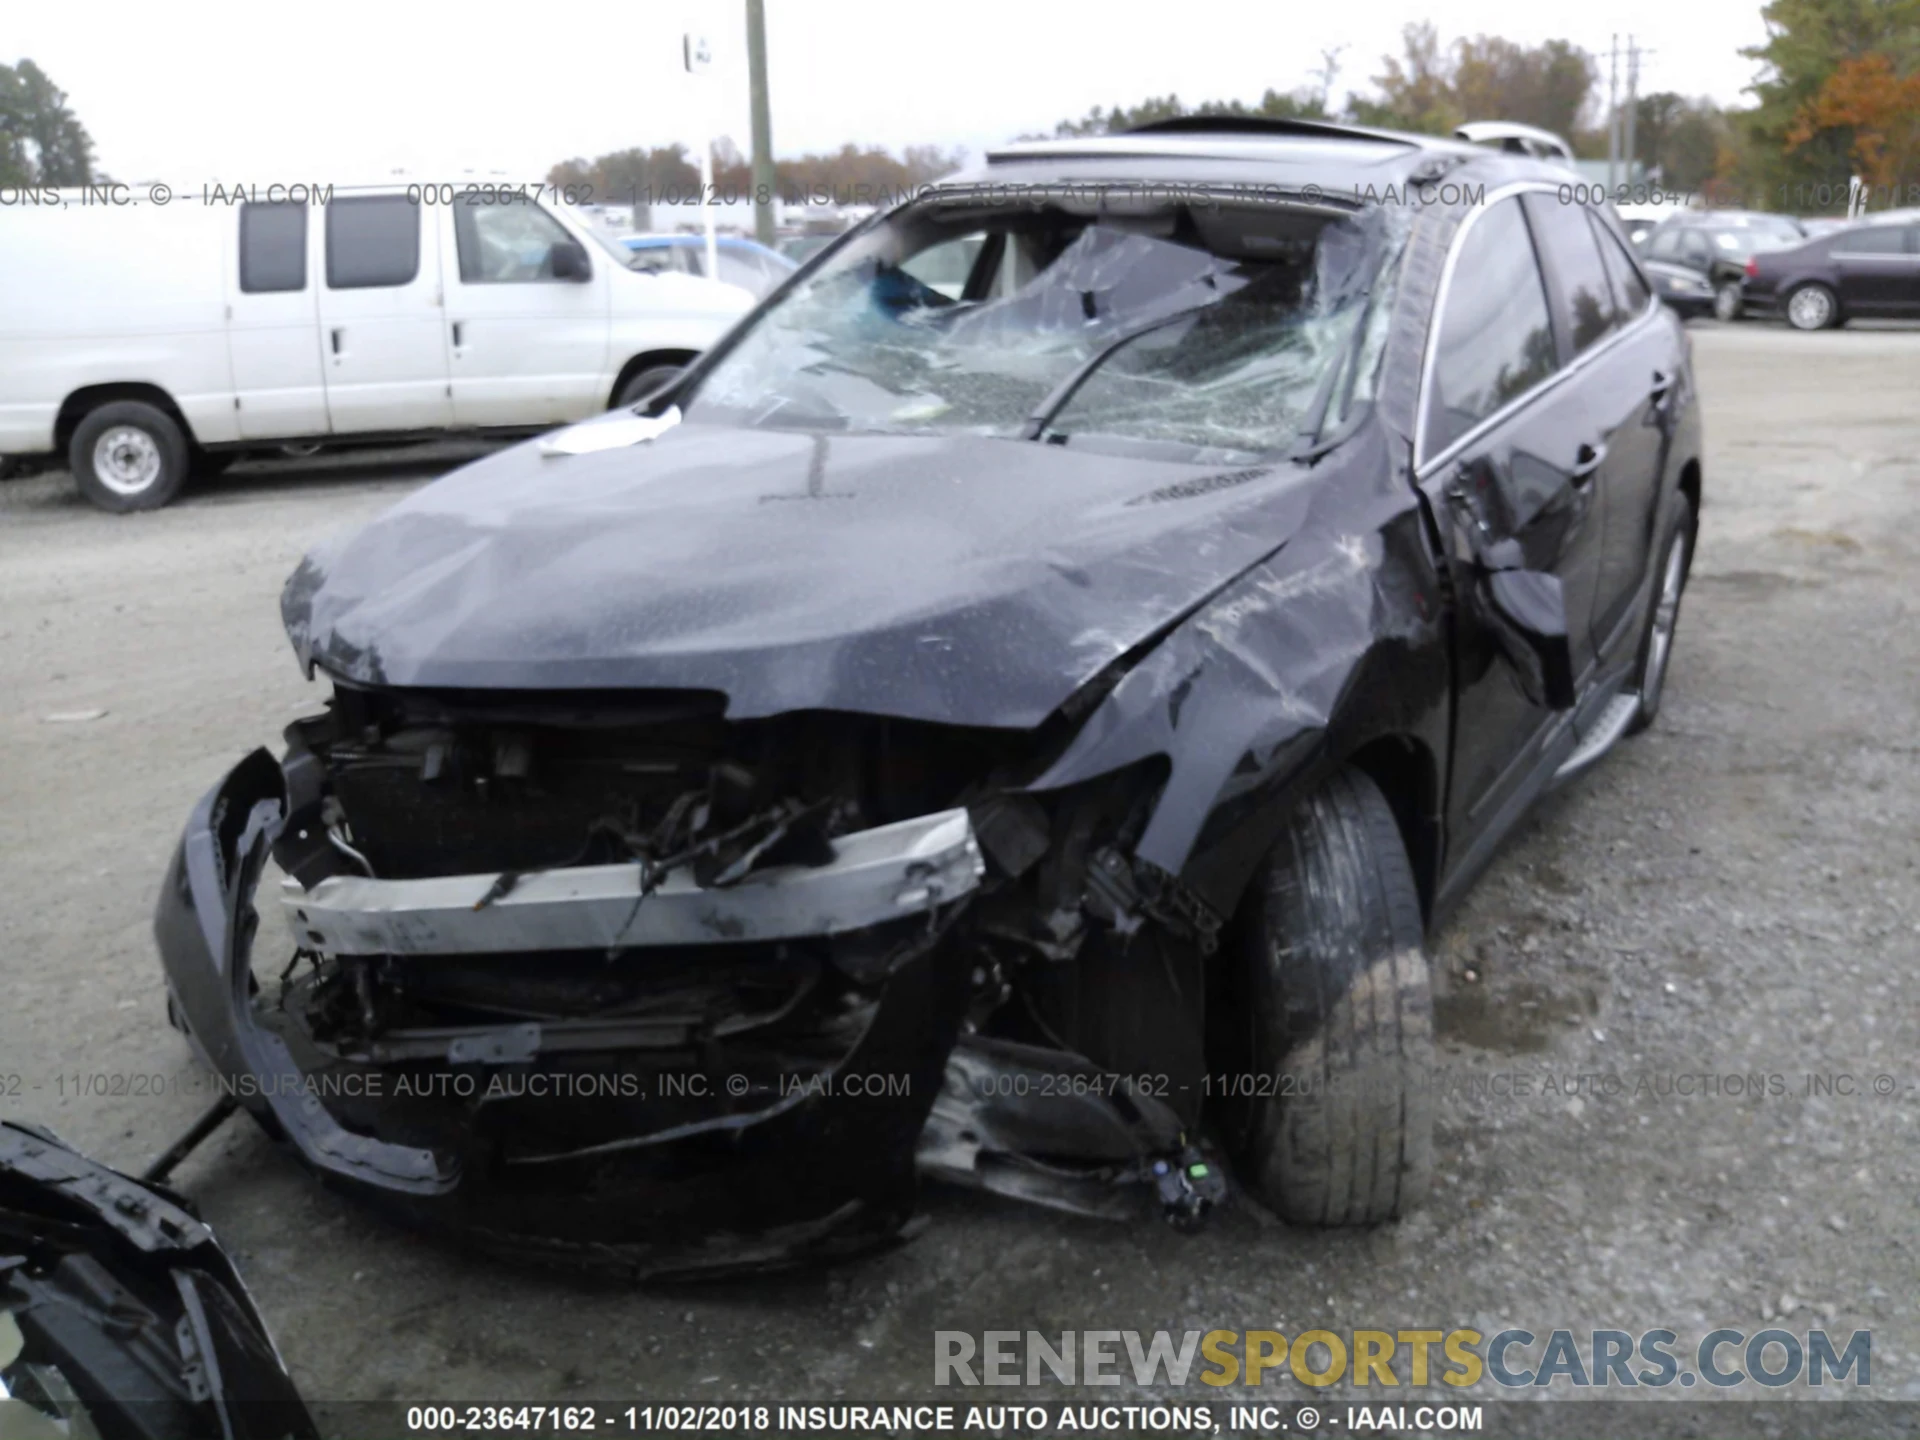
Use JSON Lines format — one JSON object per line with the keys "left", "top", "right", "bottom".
{"left": 684, "top": 191, "right": 1398, "bottom": 457}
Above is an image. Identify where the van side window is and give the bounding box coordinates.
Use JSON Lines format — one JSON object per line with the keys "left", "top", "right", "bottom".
{"left": 452, "top": 197, "right": 576, "bottom": 283}
{"left": 239, "top": 203, "right": 307, "bottom": 293}
{"left": 326, "top": 196, "right": 421, "bottom": 289}
{"left": 1425, "top": 196, "right": 1558, "bottom": 456}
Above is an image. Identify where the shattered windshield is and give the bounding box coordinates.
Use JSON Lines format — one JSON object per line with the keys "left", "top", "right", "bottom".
{"left": 683, "top": 189, "right": 1401, "bottom": 460}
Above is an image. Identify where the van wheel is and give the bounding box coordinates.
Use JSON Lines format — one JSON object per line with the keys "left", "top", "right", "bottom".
{"left": 70, "top": 401, "right": 190, "bottom": 512}
{"left": 614, "top": 364, "right": 685, "bottom": 409}
{"left": 1212, "top": 767, "right": 1434, "bottom": 1225}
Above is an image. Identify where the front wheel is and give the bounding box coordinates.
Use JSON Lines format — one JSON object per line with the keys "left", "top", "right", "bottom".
{"left": 69, "top": 401, "right": 190, "bottom": 512}
{"left": 1785, "top": 283, "right": 1838, "bottom": 331}
{"left": 1213, "top": 767, "right": 1434, "bottom": 1225}
{"left": 1712, "top": 282, "right": 1743, "bottom": 322}
{"left": 1630, "top": 496, "right": 1695, "bottom": 733}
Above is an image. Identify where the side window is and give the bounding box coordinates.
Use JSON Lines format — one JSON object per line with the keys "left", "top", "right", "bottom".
{"left": 901, "top": 233, "right": 985, "bottom": 300}
{"left": 1647, "top": 229, "right": 1681, "bottom": 261}
{"left": 1832, "top": 226, "right": 1906, "bottom": 255}
{"left": 1591, "top": 214, "right": 1652, "bottom": 317}
{"left": 452, "top": 197, "right": 577, "bottom": 283}
{"left": 326, "top": 196, "right": 420, "bottom": 289}
{"left": 1426, "top": 197, "right": 1558, "bottom": 456}
{"left": 1524, "top": 196, "right": 1620, "bottom": 354}
{"left": 716, "top": 249, "right": 767, "bottom": 293}
{"left": 238, "top": 202, "right": 307, "bottom": 293}
{"left": 1679, "top": 231, "right": 1712, "bottom": 268}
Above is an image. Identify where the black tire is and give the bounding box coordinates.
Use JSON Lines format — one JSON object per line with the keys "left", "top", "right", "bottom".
{"left": 69, "top": 400, "right": 190, "bottom": 512}
{"left": 1712, "top": 282, "right": 1743, "bottom": 323}
{"left": 1784, "top": 282, "right": 1838, "bottom": 332}
{"left": 1628, "top": 493, "right": 1696, "bottom": 734}
{"left": 614, "top": 363, "right": 686, "bottom": 409}
{"left": 1214, "top": 767, "right": 1434, "bottom": 1225}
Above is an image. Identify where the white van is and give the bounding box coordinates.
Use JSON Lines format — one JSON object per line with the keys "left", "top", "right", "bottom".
{"left": 0, "top": 185, "right": 755, "bottom": 510}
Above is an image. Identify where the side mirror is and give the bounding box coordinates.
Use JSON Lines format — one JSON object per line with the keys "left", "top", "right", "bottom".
{"left": 549, "top": 240, "right": 591, "bottom": 282}
{"left": 1482, "top": 568, "right": 1576, "bottom": 711}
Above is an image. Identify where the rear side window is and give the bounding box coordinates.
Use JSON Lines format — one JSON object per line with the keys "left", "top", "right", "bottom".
{"left": 1524, "top": 195, "right": 1620, "bottom": 355}
{"left": 1832, "top": 226, "right": 1907, "bottom": 255}
{"left": 1426, "top": 197, "right": 1558, "bottom": 456}
{"left": 239, "top": 203, "right": 307, "bottom": 293}
{"left": 1591, "top": 215, "right": 1652, "bottom": 316}
{"left": 326, "top": 196, "right": 420, "bottom": 289}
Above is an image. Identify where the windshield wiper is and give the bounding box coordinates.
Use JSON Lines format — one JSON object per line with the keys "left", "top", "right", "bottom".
{"left": 1018, "top": 301, "right": 1222, "bottom": 441}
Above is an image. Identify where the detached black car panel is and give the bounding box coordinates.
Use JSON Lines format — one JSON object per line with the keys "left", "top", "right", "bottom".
{"left": 153, "top": 120, "right": 1703, "bottom": 1274}
{"left": 0, "top": 1121, "right": 319, "bottom": 1440}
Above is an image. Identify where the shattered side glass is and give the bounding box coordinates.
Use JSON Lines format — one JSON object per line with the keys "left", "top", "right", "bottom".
{"left": 685, "top": 190, "right": 1399, "bottom": 457}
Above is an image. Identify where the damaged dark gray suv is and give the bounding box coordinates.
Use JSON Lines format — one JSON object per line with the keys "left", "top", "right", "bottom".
{"left": 153, "top": 118, "right": 1701, "bottom": 1275}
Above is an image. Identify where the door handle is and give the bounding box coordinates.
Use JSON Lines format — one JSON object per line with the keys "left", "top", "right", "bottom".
{"left": 330, "top": 327, "right": 343, "bottom": 356}
{"left": 1570, "top": 442, "right": 1606, "bottom": 483}
{"left": 451, "top": 321, "right": 464, "bottom": 348}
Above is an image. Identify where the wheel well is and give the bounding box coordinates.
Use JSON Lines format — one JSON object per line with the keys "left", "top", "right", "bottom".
{"left": 608, "top": 350, "right": 700, "bottom": 408}
{"left": 1677, "top": 457, "right": 1701, "bottom": 521}
{"left": 54, "top": 384, "right": 197, "bottom": 454}
{"left": 1343, "top": 735, "right": 1442, "bottom": 929}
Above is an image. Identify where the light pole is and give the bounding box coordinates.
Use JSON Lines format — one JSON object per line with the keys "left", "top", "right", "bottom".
{"left": 747, "top": 0, "right": 776, "bottom": 245}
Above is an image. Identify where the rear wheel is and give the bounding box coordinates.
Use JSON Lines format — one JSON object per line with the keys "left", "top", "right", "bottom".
{"left": 1785, "top": 283, "right": 1838, "bottom": 331}
{"left": 1214, "top": 767, "right": 1434, "bottom": 1225}
{"left": 69, "top": 401, "right": 190, "bottom": 512}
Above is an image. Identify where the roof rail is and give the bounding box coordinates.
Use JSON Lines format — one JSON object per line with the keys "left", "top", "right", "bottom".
{"left": 1454, "top": 121, "right": 1575, "bottom": 162}
{"left": 1125, "top": 115, "right": 1421, "bottom": 147}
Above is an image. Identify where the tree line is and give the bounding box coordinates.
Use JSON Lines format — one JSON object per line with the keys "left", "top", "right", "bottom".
{"left": 1, "top": 60, "right": 96, "bottom": 186}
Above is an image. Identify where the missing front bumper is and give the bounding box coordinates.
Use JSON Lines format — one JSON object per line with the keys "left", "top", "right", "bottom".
{"left": 279, "top": 808, "right": 983, "bottom": 956}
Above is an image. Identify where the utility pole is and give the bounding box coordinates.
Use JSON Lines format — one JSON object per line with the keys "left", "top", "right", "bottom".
{"left": 1315, "top": 45, "right": 1346, "bottom": 118}
{"left": 746, "top": 0, "right": 776, "bottom": 246}
{"left": 1623, "top": 38, "right": 1640, "bottom": 191}
{"left": 1606, "top": 35, "right": 1620, "bottom": 193}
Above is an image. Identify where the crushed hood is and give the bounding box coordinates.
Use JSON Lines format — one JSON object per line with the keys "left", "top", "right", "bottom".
{"left": 283, "top": 422, "right": 1323, "bottom": 726}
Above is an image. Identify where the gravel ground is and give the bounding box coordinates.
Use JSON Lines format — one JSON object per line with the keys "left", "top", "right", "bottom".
{"left": 2, "top": 324, "right": 1917, "bottom": 1436}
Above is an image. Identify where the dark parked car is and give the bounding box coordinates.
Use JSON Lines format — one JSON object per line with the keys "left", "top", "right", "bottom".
{"left": 153, "top": 118, "right": 1701, "bottom": 1274}
{"left": 1742, "top": 217, "right": 1920, "bottom": 329}
{"left": 1638, "top": 211, "right": 1806, "bottom": 319}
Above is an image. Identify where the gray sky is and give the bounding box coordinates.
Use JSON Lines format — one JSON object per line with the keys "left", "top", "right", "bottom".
{"left": 15, "top": 0, "right": 1776, "bottom": 184}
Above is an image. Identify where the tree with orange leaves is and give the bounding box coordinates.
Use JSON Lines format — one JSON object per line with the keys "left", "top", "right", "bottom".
{"left": 1785, "top": 52, "right": 1920, "bottom": 190}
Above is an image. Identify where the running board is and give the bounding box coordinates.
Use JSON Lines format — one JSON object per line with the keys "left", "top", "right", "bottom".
{"left": 1552, "top": 692, "right": 1641, "bottom": 784}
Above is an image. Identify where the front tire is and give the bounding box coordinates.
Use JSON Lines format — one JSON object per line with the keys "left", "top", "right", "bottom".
{"left": 1785, "top": 283, "right": 1838, "bottom": 331}
{"left": 1712, "top": 282, "right": 1743, "bottom": 322}
{"left": 1214, "top": 768, "right": 1434, "bottom": 1225}
{"left": 1629, "top": 495, "right": 1695, "bottom": 733}
{"left": 70, "top": 401, "right": 190, "bottom": 512}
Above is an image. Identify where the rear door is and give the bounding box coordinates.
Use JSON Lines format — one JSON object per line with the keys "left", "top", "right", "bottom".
{"left": 1416, "top": 194, "right": 1606, "bottom": 867}
{"left": 226, "top": 201, "right": 329, "bottom": 439}
{"left": 1522, "top": 194, "right": 1677, "bottom": 669}
{"left": 444, "top": 196, "right": 610, "bottom": 425}
{"left": 1830, "top": 224, "right": 1911, "bottom": 314}
{"left": 315, "top": 193, "right": 452, "bottom": 432}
